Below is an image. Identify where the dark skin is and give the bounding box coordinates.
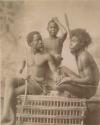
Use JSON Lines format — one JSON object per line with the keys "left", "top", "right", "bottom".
{"left": 56, "top": 36, "right": 99, "bottom": 98}
{"left": 1, "top": 33, "right": 59, "bottom": 125}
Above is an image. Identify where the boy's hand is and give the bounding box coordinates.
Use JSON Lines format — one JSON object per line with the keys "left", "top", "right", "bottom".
{"left": 24, "top": 75, "right": 31, "bottom": 80}
{"left": 57, "top": 77, "right": 72, "bottom": 86}
{"left": 55, "top": 54, "right": 63, "bottom": 61}
{"left": 56, "top": 55, "right": 63, "bottom": 65}
{"left": 19, "top": 69, "right": 23, "bottom": 74}
{"left": 52, "top": 17, "right": 60, "bottom": 24}
{"left": 54, "top": 73, "right": 63, "bottom": 84}
{"left": 27, "top": 75, "right": 31, "bottom": 80}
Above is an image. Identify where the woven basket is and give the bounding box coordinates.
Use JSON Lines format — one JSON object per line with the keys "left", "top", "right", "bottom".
{"left": 16, "top": 95, "right": 86, "bottom": 125}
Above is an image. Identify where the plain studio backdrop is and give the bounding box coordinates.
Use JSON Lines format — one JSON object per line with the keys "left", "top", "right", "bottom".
{"left": 0, "top": 0, "right": 100, "bottom": 97}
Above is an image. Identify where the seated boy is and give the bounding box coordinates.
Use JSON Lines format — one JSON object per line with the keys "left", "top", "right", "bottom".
{"left": 57, "top": 29, "right": 100, "bottom": 98}
{"left": 1, "top": 31, "right": 59, "bottom": 125}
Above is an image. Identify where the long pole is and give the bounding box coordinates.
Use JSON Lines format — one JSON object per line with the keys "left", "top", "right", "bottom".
{"left": 64, "top": 13, "right": 71, "bottom": 41}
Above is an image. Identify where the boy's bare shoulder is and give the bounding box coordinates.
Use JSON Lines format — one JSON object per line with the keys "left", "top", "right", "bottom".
{"left": 43, "top": 37, "right": 49, "bottom": 41}
{"left": 80, "top": 51, "right": 94, "bottom": 65}
{"left": 43, "top": 36, "right": 66, "bottom": 44}
{"left": 43, "top": 38, "right": 51, "bottom": 44}
{"left": 43, "top": 37, "right": 59, "bottom": 41}
{"left": 44, "top": 52, "right": 54, "bottom": 61}
{"left": 59, "top": 33, "right": 67, "bottom": 41}
{"left": 81, "top": 51, "right": 90, "bottom": 58}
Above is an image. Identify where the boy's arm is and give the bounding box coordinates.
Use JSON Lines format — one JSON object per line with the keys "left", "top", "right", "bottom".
{"left": 71, "top": 54, "right": 95, "bottom": 84}
{"left": 71, "top": 69, "right": 93, "bottom": 84}
{"left": 59, "top": 66, "right": 79, "bottom": 77}
{"left": 53, "top": 17, "right": 67, "bottom": 42}
{"left": 61, "top": 54, "right": 94, "bottom": 85}
{"left": 19, "top": 60, "right": 26, "bottom": 74}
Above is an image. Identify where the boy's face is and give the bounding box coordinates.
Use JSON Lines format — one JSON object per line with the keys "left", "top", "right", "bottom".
{"left": 69, "top": 36, "right": 82, "bottom": 54}
{"left": 48, "top": 22, "right": 59, "bottom": 37}
{"left": 31, "top": 33, "right": 43, "bottom": 52}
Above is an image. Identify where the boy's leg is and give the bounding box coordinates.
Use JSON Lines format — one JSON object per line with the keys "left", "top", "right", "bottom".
{"left": 1, "top": 77, "right": 25, "bottom": 125}
{"left": 9, "top": 97, "right": 16, "bottom": 125}
{"left": 2, "top": 78, "right": 15, "bottom": 122}
{"left": 15, "top": 84, "right": 25, "bottom": 95}
{"left": 27, "top": 79, "right": 43, "bottom": 95}
{"left": 56, "top": 82, "right": 84, "bottom": 98}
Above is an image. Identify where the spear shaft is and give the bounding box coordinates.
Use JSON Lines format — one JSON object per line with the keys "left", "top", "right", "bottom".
{"left": 64, "top": 13, "right": 71, "bottom": 41}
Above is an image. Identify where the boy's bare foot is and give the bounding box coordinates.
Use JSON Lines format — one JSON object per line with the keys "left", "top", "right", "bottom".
{"left": 1, "top": 115, "right": 15, "bottom": 125}
{"left": 49, "top": 90, "right": 59, "bottom": 96}
{"left": 1, "top": 115, "right": 10, "bottom": 124}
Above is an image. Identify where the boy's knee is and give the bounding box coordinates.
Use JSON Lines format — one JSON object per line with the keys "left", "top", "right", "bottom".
{"left": 27, "top": 80, "right": 43, "bottom": 95}
{"left": 56, "top": 85, "right": 64, "bottom": 92}
{"left": 61, "top": 66, "right": 66, "bottom": 69}
{"left": 6, "top": 77, "right": 17, "bottom": 87}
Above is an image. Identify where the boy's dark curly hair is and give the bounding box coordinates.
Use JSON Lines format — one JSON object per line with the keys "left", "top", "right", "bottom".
{"left": 70, "top": 28, "right": 92, "bottom": 48}
{"left": 27, "top": 31, "right": 42, "bottom": 46}
{"left": 47, "top": 19, "right": 59, "bottom": 31}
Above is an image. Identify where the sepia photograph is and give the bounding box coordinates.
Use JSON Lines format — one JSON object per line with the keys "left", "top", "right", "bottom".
{"left": 0, "top": 0, "right": 100, "bottom": 125}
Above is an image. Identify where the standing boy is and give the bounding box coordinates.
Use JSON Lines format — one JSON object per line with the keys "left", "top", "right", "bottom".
{"left": 43, "top": 17, "right": 67, "bottom": 66}
{"left": 42, "top": 17, "right": 67, "bottom": 90}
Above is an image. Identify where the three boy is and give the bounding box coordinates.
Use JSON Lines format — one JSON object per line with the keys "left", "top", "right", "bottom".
{"left": 2, "top": 17, "right": 99, "bottom": 125}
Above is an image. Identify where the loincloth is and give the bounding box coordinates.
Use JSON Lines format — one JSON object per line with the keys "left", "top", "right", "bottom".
{"left": 27, "top": 78, "right": 56, "bottom": 95}
{"left": 27, "top": 78, "right": 43, "bottom": 94}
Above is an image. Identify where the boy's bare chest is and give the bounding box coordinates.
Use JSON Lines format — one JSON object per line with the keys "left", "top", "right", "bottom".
{"left": 28, "top": 54, "right": 46, "bottom": 68}
{"left": 44, "top": 39, "right": 61, "bottom": 50}
{"left": 34, "top": 55, "right": 47, "bottom": 66}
